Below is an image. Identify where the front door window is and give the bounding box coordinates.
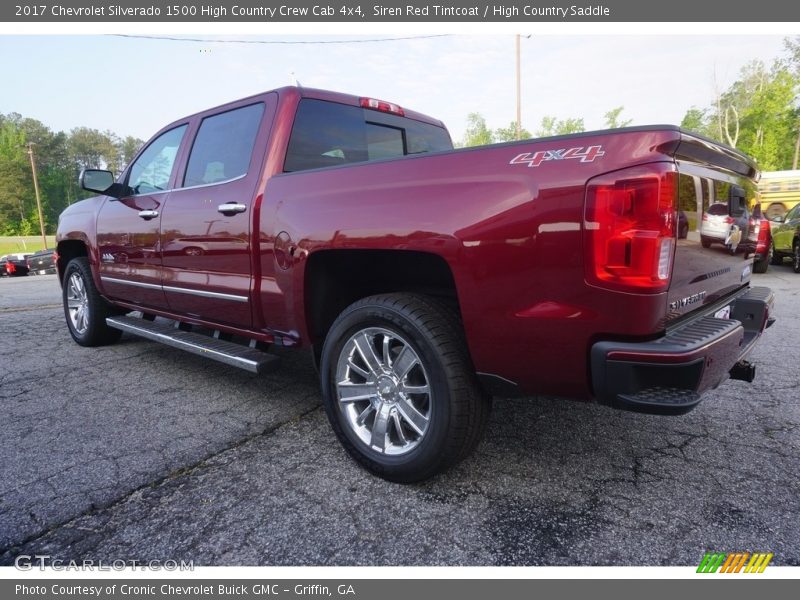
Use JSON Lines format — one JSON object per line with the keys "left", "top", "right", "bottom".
{"left": 127, "top": 125, "right": 187, "bottom": 195}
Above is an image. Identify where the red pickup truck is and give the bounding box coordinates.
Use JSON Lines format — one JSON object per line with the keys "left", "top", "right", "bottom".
{"left": 57, "top": 87, "right": 774, "bottom": 482}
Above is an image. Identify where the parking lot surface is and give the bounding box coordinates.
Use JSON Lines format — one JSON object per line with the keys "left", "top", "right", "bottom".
{"left": 1, "top": 270, "right": 798, "bottom": 565}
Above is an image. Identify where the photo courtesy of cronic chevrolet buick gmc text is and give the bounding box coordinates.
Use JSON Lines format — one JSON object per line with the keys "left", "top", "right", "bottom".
{"left": 56, "top": 87, "right": 775, "bottom": 482}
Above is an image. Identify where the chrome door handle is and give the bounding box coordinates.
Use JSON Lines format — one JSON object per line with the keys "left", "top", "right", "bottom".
{"left": 138, "top": 209, "right": 159, "bottom": 220}
{"left": 218, "top": 202, "right": 247, "bottom": 215}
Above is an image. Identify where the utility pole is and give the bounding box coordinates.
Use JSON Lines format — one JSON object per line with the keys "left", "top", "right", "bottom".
{"left": 26, "top": 142, "right": 48, "bottom": 250}
{"left": 515, "top": 34, "right": 521, "bottom": 140}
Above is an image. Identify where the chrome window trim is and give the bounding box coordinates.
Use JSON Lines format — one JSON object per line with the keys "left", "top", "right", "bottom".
{"left": 101, "top": 276, "right": 248, "bottom": 303}
{"left": 176, "top": 173, "right": 247, "bottom": 192}
{"left": 126, "top": 189, "right": 171, "bottom": 197}
{"left": 111, "top": 173, "right": 249, "bottom": 200}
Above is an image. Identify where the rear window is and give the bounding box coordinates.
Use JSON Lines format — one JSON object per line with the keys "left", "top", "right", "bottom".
{"left": 284, "top": 99, "right": 452, "bottom": 172}
{"left": 707, "top": 203, "right": 728, "bottom": 216}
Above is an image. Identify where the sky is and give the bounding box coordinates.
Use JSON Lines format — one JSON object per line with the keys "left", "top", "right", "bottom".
{"left": 0, "top": 34, "right": 791, "bottom": 144}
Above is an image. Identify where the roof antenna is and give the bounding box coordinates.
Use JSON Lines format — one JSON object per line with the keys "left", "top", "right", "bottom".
{"left": 289, "top": 71, "right": 301, "bottom": 87}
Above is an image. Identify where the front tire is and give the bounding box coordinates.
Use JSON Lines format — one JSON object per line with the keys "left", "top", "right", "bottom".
{"left": 320, "top": 293, "right": 489, "bottom": 483}
{"left": 62, "top": 257, "right": 123, "bottom": 346}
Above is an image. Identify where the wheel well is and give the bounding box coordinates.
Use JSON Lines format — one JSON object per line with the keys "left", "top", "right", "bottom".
{"left": 304, "top": 250, "right": 460, "bottom": 348}
{"left": 765, "top": 202, "right": 787, "bottom": 220}
{"left": 56, "top": 240, "right": 88, "bottom": 284}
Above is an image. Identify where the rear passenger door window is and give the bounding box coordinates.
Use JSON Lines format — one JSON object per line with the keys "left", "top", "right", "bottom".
{"left": 182, "top": 103, "right": 264, "bottom": 188}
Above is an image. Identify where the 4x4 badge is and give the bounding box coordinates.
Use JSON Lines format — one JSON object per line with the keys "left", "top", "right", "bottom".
{"left": 510, "top": 145, "right": 605, "bottom": 168}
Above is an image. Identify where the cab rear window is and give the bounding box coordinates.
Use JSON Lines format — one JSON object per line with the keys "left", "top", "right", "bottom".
{"left": 707, "top": 203, "right": 729, "bottom": 216}
{"left": 284, "top": 99, "right": 452, "bottom": 172}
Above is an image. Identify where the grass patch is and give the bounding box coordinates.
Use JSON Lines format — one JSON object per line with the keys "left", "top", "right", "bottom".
{"left": 0, "top": 236, "right": 57, "bottom": 256}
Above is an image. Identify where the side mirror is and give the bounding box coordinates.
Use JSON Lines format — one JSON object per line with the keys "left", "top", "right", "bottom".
{"left": 771, "top": 215, "right": 785, "bottom": 223}
{"left": 80, "top": 169, "right": 115, "bottom": 194}
{"left": 729, "top": 185, "right": 746, "bottom": 217}
{"left": 79, "top": 169, "right": 130, "bottom": 199}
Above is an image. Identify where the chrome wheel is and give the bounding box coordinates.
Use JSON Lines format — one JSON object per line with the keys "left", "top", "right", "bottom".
{"left": 335, "top": 327, "right": 431, "bottom": 456}
{"left": 66, "top": 272, "right": 89, "bottom": 334}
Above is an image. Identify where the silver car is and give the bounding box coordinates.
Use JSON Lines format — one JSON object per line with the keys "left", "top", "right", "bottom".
{"left": 700, "top": 202, "right": 749, "bottom": 253}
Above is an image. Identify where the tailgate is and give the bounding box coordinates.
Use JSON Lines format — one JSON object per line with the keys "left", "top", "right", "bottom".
{"left": 668, "top": 133, "right": 760, "bottom": 324}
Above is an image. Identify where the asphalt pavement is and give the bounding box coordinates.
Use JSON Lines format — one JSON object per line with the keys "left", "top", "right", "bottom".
{"left": 0, "top": 269, "right": 798, "bottom": 565}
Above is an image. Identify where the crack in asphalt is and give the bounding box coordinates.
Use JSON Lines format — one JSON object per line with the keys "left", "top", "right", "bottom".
{"left": 0, "top": 403, "right": 323, "bottom": 562}
{"left": 0, "top": 303, "right": 63, "bottom": 313}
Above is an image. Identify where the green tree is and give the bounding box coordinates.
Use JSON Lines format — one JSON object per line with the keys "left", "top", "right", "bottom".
{"left": 735, "top": 67, "right": 797, "bottom": 170}
{"left": 535, "top": 116, "right": 585, "bottom": 137}
{"left": 687, "top": 56, "right": 799, "bottom": 170}
{"left": 119, "top": 136, "right": 143, "bottom": 170}
{"left": 604, "top": 106, "right": 632, "bottom": 129}
{"left": 0, "top": 113, "right": 144, "bottom": 235}
{"left": 494, "top": 121, "right": 532, "bottom": 142}
{"left": 462, "top": 113, "right": 494, "bottom": 147}
{"left": 782, "top": 36, "right": 800, "bottom": 168}
{"left": 0, "top": 118, "right": 33, "bottom": 232}
{"left": 680, "top": 107, "right": 709, "bottom": 135}
{"left": 68, "top": 127, "right": 111, "bottom": 171}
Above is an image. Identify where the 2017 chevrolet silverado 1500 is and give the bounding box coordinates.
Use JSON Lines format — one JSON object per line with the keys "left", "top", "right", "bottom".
{"left": 57, "top": 87, "right": 774, "bottom": 482}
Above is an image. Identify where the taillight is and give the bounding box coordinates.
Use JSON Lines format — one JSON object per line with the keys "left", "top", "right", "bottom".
{"left": 759, "top": 219, "right": 770, "bottom": 241}
{"left": 750, "top": 219, "right": 760, "bottom": 240}
{"left": 359, "top": 97, "right": 405, "bottom": 116}
{"left": 584, "top": 163, "right": 677, "bottom": 293}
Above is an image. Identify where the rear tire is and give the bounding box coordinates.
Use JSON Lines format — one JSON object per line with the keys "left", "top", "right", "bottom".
{"left": 794, "top": 241, "right": 800, "bottom": 274}
{"left": 320, "top": 293, "right": 490, "bottom": 483}
{"left": 62, "top": 257, "right": 123, "bottom": 346}
{"left": 701, "top": 236, "right": 712, "bottom": 249}
{"left": 771, "top": 240, "right": 783, "bottom": 265}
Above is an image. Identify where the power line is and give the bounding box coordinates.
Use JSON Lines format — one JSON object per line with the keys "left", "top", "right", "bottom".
{"left": 109, "top": 33, "right": 453, "bottom": 45}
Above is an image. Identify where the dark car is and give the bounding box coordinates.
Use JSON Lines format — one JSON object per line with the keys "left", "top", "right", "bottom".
{"left": 678, "top": 210, "right": 689, "bottom": 239}
{"left": 0, "top": 255, "right": 30, "bottom": 277}
{"left": 27, "top": 248, "right": 57, "bottom": 275}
